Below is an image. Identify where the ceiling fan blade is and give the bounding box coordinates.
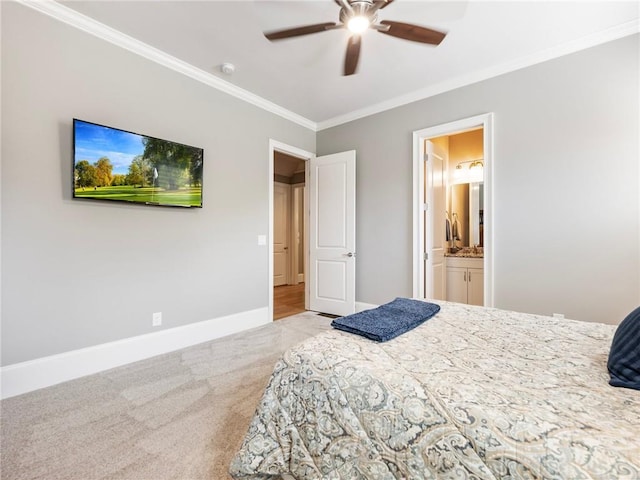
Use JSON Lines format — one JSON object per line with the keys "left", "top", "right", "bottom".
{"left": 344, "top": 35, "right": 361, "bottom": 76}
{"left": 378, "top": 20, "right": 446, "bottom": 45}
{"left": 264, "top": 22, "right": 336, "bottom": 41}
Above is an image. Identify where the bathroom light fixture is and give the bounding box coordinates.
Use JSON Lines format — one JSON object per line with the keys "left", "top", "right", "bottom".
{"left": 456, "top": 159, "right": 484, "bottom": 170}
{"left": 454, "top": 159, "right": 484, "bottom": 184}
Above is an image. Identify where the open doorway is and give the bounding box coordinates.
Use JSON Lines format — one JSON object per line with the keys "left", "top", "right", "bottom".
{"left": 269, "top": 140, "right": 313, "bottom": 321}
{"left": 269, "top": 142, "right": 357, "bottom": 320}
{"left": 412, "top": 113, "right": 494, "bottom": 307}
{"left": 273, "top": 151, "right": 306, "bottom": 320}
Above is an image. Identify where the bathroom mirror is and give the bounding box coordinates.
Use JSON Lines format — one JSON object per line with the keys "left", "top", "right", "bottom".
{"left": 448, "top": 182, "right": 484, "bottom": 248}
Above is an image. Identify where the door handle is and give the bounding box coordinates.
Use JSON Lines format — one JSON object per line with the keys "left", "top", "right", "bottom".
{"left": 344, "top": 252, "right": 356, "bottom": 257}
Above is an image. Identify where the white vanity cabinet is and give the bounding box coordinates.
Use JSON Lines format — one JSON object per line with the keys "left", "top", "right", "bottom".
{"left": 446, "top": 257, "right": 484, "bottom": 306}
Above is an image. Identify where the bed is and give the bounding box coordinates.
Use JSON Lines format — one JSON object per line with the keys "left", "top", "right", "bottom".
{"left": 229, "top": 300, "right": 640, "bottom": 479}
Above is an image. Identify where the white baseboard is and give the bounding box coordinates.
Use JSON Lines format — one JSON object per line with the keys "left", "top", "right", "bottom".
{"left": 0, "top": 307, "right": 269, "bottom": 399}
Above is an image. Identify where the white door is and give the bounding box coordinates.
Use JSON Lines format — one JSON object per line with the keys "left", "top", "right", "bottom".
{"left": 425, "top": 140, "right": 446, "bottom": 299}
{"left": 273, "top": 183, "right": 290, "bottom": 287}
{"left": 309, "top": 151, "right": 356, "bottom": 316}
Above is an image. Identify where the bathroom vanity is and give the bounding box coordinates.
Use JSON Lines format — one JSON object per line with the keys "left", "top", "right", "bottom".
{"left": 445, "top": 255, "right": 484, "bottom": 306}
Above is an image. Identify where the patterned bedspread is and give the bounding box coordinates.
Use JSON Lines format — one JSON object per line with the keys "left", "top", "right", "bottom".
{"left": 230, "top": 301, "right": 640, "bottom": 479}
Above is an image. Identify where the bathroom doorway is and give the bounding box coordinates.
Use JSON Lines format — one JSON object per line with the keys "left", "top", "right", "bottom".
{"left": 412, "top": 113, "right": 494, "bottom": 306}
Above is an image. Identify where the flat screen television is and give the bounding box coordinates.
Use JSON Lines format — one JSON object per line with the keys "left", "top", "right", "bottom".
{"left": 73, "top": 119, "right": 203, "bottom": 208}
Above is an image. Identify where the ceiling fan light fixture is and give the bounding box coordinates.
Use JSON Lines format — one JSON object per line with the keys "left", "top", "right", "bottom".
{"left": 347, "top": 15, "right": 370, "bottom": 34}
{"left": 263, "top": 0, "right": 447, "bottom": 76}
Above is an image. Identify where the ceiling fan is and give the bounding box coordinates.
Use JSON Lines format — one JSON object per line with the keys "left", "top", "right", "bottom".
{"left": 263, "top": 0, "right": 447, "bottom": 76}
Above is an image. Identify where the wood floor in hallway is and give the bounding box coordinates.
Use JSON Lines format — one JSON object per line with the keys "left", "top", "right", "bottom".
{"left": 274, "top": 283, "right": 306, "bottom": 320}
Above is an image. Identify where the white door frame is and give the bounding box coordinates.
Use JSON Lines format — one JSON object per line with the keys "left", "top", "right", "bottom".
{"left": 412, "top": 113, "right": 494, "bottom": 306}
{"left": 269, "top": 140, "right": 314, "bottom": 321}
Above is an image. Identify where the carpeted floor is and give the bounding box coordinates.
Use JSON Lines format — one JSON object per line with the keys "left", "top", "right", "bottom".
{"left": 0, "top": 311, "right": 332, "bottom": 480}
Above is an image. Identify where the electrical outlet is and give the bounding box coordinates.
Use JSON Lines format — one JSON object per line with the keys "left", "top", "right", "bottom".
{"left": 152, "top": 312, "right": 162, "bottom": 327}
{"left": 552, "top": 313, "right": 564, "bottom": 319}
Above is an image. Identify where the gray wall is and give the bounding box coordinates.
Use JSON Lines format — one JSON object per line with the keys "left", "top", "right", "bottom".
{"left": 1, "top": 3, "right": 315, "bottom": 365}
{"left": 2, "top": 3, "right": 637, "bottom": 368}
{"left": 318, "top": 34, "right": 640, "bottom": 324}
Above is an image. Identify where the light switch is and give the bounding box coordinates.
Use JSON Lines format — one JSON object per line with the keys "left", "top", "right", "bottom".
{"left": 257, "top": 235, "right": 267, "bottom": 246}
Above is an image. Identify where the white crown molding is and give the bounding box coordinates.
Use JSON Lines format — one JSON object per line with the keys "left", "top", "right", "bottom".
{"left": 16, "top": 0, "right": 318, "bottom": 132}
{"left": 317, "top": 19, "right": 640, "bottom": 131}
{"left": 0, "top": 307, "right": 270, "bottom": 399}
{"left": 17, "top": 2, "right": 638, "bottom": 138}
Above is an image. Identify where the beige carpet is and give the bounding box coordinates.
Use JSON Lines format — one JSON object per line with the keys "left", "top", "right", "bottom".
{"left": 1, "top": 312, "right": 332, "bottom": 480}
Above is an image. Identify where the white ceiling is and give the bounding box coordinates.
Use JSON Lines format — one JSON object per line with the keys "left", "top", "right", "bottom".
{"left": 56, "top": 1, "right": 639, "bottom": 128}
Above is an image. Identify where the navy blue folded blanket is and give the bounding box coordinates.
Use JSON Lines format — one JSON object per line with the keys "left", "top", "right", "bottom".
{"left": 331, "top": 298, "right": 440, "bottom": 342}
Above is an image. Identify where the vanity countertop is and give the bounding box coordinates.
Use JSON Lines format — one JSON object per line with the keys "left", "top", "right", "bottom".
{"left": 445, "top": 248, "right": 484, "bottom": 258}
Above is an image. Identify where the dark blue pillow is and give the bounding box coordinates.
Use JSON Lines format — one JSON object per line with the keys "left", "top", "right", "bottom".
{"left": 607, "top": 306, "right": 640, "bottom": 390}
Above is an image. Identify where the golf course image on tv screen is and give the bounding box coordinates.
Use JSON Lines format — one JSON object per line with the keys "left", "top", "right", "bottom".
{"left": 73, "top": 119, "right": 203, "bottom": 208}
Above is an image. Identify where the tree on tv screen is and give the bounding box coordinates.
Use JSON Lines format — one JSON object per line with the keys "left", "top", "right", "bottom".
{"left": 142, "top": 137, "right": 203, "bottom": 190}
{"left": 74, "top": 135, "right": 202, "bottom": 192}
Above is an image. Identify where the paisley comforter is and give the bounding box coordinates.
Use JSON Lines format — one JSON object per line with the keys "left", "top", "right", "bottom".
{"left": 230, "top": 301, "right": 640, "bottom": 479}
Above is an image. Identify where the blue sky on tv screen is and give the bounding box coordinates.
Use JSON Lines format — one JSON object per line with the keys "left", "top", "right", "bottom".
{"left": 74, "top": 120, "right": 145, "bottom": 175}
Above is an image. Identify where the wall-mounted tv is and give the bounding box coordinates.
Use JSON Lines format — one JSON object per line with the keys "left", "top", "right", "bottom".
{"left": 73, "top": 119, "right": 203, "bottom": 208}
